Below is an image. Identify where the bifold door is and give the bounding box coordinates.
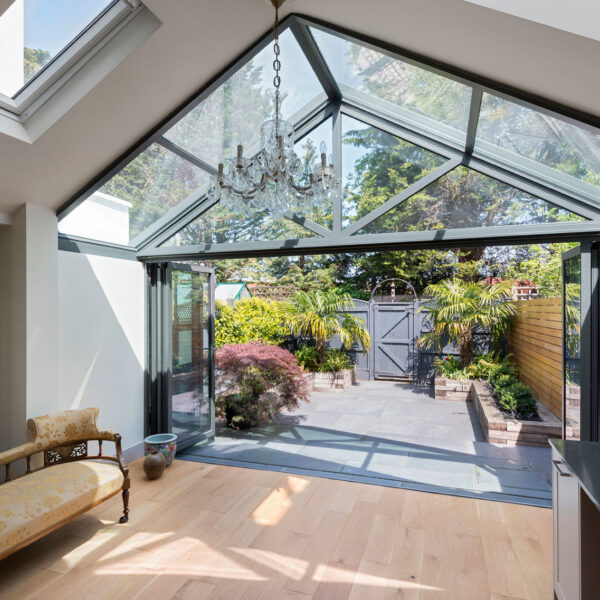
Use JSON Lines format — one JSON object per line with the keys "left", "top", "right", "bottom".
{"left": 147, "top": 263, "right": 215, "bottom": 451}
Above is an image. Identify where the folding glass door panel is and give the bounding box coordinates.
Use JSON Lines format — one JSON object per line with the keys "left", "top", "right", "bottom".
{"left": 562, "top": 243, "right": 600, "bottom": 442}
{"left": 167, "top": 263, "right": 215, "bottom": 450}
{"left": 563, "top": 249, "right": 582, "bottom": 441}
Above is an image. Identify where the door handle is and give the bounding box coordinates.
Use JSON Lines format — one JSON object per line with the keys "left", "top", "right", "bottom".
{"left": 553, "top": 460, "right": 572, "bottom": 477}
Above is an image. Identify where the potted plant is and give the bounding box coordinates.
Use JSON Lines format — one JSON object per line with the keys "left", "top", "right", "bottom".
{"left": 417, "top": 278, "right": 515, "bottom": 400}
{"left": 289, "top": 290, "right": 370, "bottom": 392}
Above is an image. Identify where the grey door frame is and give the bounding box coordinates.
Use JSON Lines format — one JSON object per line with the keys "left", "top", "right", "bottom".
{"left": 146, "top": 262, "right": 216, "bottom": 450}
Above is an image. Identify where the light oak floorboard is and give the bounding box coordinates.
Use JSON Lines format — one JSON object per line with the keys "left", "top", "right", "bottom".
{"left": 0, "top": 459, "right": 552, "bottom": 600}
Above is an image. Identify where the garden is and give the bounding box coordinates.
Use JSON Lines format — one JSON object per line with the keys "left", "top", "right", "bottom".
{"left": 214, "top": 289, "right": 370, "bottom": 429}
{"left": 213, "top": 273, "right": 562, "bottom": 446}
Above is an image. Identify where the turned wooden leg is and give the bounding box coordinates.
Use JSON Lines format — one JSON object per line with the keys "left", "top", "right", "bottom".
{"left": 119, "top": 488, "right": 129, "bottom": 523}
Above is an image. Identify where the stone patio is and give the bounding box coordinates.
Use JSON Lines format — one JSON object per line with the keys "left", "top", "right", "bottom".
{"left": 181, "top": 380, "right": 553, "bottom": 507}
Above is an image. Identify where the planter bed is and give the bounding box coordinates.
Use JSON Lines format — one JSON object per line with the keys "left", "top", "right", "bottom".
{"left": 470, "top": 380, "right": 561, "bottom": 447}
{"left": 304, "top": 367, "right": 356, "bottom": 393}
{"left": 434, "top": 377, "right": 472, "bottom": 402}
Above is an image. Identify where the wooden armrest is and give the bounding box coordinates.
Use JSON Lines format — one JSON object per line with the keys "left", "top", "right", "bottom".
{"left": 0, "top": 442, "right": 37, "bottom": 467}
{"left": 96, "top": 429, "right": 119, "bottom": 442}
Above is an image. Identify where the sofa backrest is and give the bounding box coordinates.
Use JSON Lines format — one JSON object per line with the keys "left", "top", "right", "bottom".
{"left": 27, "top": 407, "right": 101, "bottom": 451}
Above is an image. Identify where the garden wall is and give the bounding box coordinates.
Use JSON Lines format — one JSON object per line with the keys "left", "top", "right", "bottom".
{"left": 508, "top": 298, "right": 562, "bottom": 418}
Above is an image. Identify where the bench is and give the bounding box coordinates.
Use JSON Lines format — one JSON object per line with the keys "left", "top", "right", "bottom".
{"left": 0, "top": 407, "right": 130, "bottom": 560}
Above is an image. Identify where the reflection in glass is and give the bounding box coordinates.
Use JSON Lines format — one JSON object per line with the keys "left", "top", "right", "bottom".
{"left": 162, "top": 203, "right": 318, "bottom": 247}
{"left": 59, "top": 144, "right": 210, "bottom": 244}
{"left": 171, "top": 269, "right": 212, "bottom": 445}
{"left": 164, "top": 29, "right": 324, "bottom": 168}
{"left": 310, "top": 27, "right": 472, "bottom": 145}
{"left": 356, "top": 166, "right": 586, "bottom": 235}
{"left": 564, "top": 254, "right": 581, "bottom": 440}
{"left": 342, "top": 115, "right": 446, "bottom": 226}
{"left": 0, "top": 0, "right": 115, "bottom": 97}
{"left": 475, "top": 94, "right": 600, "bottom": 199}
{"left": 294, "top": 118, "right": 334, "bottom": 228}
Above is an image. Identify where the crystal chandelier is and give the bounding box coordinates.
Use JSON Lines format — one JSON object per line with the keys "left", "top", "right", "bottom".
{"left": 209, "top": 0, "right": 339, "bottom": 219}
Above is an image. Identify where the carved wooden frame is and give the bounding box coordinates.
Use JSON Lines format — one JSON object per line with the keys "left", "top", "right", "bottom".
{"left": 0, "top": 434, "right": 130, "bottom": 560}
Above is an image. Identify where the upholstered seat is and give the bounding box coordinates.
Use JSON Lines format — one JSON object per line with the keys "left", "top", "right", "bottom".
{"left": 0, "top": 460, "right": 124, "bottom": 558}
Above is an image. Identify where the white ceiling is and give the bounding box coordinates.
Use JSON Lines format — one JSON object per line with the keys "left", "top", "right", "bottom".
{"left": 0, "top": 0, "right": 599, "bottom": 216}
{"left": 464, "top": 0, "right": 600, "bottom": 42}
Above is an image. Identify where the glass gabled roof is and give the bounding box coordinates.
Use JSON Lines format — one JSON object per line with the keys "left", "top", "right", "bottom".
{"left": 309, "top": 27, "right": 473, "bottom": 148}
{"left": 356, "top": 166, "right": 585, "bottom": 236}
{"left": 57, "top": 15, "right": 600, "bottom": 253}
{"left": 163, "top": 29, "right": 325, "bottom": 169}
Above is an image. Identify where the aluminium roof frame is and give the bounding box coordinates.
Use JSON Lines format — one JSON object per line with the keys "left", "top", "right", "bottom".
{"left": 57, "top": 13, "right": 600, "bottom": 262}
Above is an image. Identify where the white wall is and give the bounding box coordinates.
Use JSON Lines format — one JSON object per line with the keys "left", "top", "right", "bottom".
{"left": 0, "top": 204, "right": 57, "bottom": 451}
{"left": 57, "top": 251, "right": 145, "bottom": 452}
{"left": 0, "top": 204, "right": 145, "bottom": 455}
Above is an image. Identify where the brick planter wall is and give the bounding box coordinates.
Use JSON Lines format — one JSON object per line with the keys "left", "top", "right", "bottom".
{"left": 470, "top": 380, "right": 561, "bottom": 447}
{"left": 434, "top": 377, "right": 472, "bottom": 402}
{"left": 304, "top": 367, "right": 356, "bottom": 393}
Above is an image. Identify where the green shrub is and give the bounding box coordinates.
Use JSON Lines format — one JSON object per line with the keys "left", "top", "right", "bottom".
{"left": 295, "top": 344, "right": 319, "bottom": 372}
{"left": 319, "top": 349, "right": 351, "bottom": 373}
{"left": 295, "top": 346, "right": 352, "bottom": 373}
{"left": 435, "top": 353, "right": 517, "bottom": 381}
{"left": 215, "top": 298, "right": 290, "bottom": 348}
{"left": 493, "top": 373, "right": 518, "bottom": 390}
{"left": 435, "top": 356, "right": 463, "bottom": 378}
{"left": 496, "top": 382, "right": 538, "bottom": 418}
{"left": 488, "top": 361, "right": 519, "bottom": 386}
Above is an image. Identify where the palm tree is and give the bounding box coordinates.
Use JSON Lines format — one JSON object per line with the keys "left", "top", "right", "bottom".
{"left": 289, "top": 290, "right": 371, "bottom": 364}
{"left": 417, "top": 278, "right": 515, "bottom": 367}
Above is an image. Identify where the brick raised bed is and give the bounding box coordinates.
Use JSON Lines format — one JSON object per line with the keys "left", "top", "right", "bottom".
{"left": 434, "top": 377, "right": 472, "bottom": 402}
{"left": 304, "top": 367, "right": 356, "bottom": 393}
{"left": 470, "top": 380, "right": 561, "bottom": 447}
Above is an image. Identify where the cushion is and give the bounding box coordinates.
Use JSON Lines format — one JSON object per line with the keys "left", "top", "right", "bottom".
{"left": 0, "top": 460, "right": 124, "bottom": 558}
{"left": 27, "top": 407, "right": 111, "bottom": 450}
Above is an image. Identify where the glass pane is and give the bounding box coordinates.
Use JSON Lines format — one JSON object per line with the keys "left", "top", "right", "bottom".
{"left": 162, "top": 204, "right": 318, "bottom": 246}
{"left": 342, "top": 115, "right": 446, "bottom": 226}
{"left": 475, "top": 94, "right": 600, "bottom": 200}
{"left": 294, "top": 118, "right": 334, "bottom": 228}
{"left": 58, "top": 144, "right": 211, "bottom": 245}
{"left": 163, "top": 29, "right": 324, "bottom": 167}
{"left": 356, "top": 166, "right": 586, "bottom": 235}
{"left": 310, "top": 27, "right": 472, "bottom": 146}
{"left": 171, "top": 268, "right": 212, "bottom": 445}
{"left": 564, "top": 254, "right": 581, "bottom": 441}
{"left": 0, "top": 0, "right": 115, "bottom": 98}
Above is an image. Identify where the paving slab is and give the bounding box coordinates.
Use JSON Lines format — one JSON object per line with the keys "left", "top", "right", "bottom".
{"left": 180, "top": 380, "right": 553, "bottom": 507}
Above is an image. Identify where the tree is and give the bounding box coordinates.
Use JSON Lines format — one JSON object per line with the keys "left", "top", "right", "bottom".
{"left": 289, "top": 290, "right": 370, "bottom": 364}
{"left": 417, "top": 278, "right": 516, "bottom": 367}
{"left": 24, "top": 48, "right": 51, "bottom": 79}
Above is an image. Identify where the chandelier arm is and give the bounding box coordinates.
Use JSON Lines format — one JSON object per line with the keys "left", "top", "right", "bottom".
{"left": 207, "top": 0, "right": 339, "bottom": 217}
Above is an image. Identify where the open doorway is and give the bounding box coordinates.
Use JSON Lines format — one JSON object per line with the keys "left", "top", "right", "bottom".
{"left": 159, "top": 243, "right": 587, "bottom": 507}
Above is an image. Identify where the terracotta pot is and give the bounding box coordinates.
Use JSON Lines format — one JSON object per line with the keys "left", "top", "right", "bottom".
{"left": 143, "top": 448, "right": 166, "bottom": 480}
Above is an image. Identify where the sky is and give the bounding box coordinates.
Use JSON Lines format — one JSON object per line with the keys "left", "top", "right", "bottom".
{"left": 24, "top": 0, "right": 112, "bottom": 56}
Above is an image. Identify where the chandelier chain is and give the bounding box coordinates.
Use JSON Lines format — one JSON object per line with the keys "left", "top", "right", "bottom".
{"left": 209, "top": 0, "right": 339, "bottom": 219}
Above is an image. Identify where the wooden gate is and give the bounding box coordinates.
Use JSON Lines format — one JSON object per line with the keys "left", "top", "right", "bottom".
{"left": 370, "top": 301, "right": 417, "bottom": 380}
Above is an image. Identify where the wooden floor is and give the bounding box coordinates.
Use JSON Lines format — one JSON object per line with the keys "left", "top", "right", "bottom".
{"left": 0, "top": 459, "right": 553, "bottom": 600}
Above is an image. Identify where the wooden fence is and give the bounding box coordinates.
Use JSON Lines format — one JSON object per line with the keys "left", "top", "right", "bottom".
{"left": 508, "top": 298, "right": 562, "bottom": 418}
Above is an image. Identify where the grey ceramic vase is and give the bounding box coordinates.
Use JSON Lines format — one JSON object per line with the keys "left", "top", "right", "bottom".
{"left": 143, "top": 447, "right": 166, "bottom": 480}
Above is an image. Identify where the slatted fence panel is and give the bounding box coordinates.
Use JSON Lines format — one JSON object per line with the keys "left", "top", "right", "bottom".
{"left": 508, "top": 298, "right": 562, "bottom": 418}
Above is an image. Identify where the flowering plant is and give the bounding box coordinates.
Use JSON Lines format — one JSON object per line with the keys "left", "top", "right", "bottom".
{"left": 216, "top": 342, "right": 309, "bottom": 428}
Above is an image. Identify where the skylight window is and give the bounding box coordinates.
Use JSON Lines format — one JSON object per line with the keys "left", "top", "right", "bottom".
{"left": 0, "top": 0, "right": 116, "bottom": 98}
